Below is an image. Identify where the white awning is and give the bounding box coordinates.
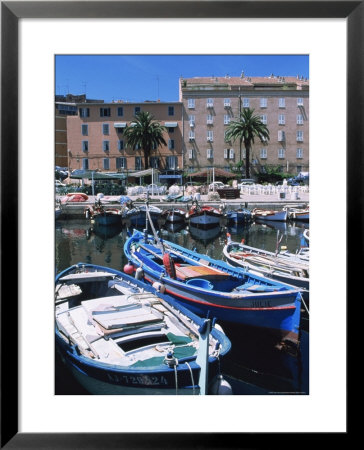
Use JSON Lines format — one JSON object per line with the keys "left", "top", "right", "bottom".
{"left": 164, "top": 122, "right": 178, "bottom": 127}
{"left": 114, "top": 122, "right": 127, "bottom": 128}
{"left": 130, "top": 168, "right": 160, "bottom": 177}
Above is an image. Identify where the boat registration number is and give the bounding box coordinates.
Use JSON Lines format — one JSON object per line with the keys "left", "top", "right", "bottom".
{"left": 248, "top": 300, "right": 272, "bottom": 308}
{"left": 107, "top": 373, "right": 169, "bottom": 386}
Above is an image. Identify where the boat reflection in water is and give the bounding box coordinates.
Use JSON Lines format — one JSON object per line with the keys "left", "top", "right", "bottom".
{"left": 164, "top": 222, "right": 186, "bottom": 234}
{"left": 188, "top": 224, "right": 222, "bottom": 246}
{"left": 218, "top": 321, "right": 308, "bottom": 394}
{"left": 91, "top": 222, "right": 123, "bottom": 240}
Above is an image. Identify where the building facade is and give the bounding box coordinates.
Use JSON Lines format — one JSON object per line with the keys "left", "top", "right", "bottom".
{"left": 55, "top": 94, "right": 104, "bottom": 168}
{"left": 179, "top": 75, "right": 309, "bottom": 176}
{"left": 66, "top": 101, "right": 183, "bottom": 177}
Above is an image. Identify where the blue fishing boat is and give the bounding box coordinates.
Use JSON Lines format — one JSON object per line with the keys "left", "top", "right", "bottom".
{"left": 85, "top": 204, "right": 122, "bottom": 226}
{"left": 161, "top": 207, "right": 186, "bottom": 223}
{"left": 124, "top": 230, "right": 302, "bottom": 346}
{"left": 226, "top": 207, "right": 252, "bottom": 225}
{"left": 122, "top": 204, "right": 163, "bottom": 227}
{"left": 55, "top": 263, "right": 232, "bottom": 395}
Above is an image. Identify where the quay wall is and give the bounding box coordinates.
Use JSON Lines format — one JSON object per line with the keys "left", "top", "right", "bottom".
{"left": 56, "top": 195, "right": 309, "bottom": 220}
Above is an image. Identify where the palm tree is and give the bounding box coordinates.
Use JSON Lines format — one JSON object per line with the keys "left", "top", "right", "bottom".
{"left": 124, "top": 111, "right": 167, "bottom": 170}
{"left": 225, "top": 108, "right": 270, "bottom": 178}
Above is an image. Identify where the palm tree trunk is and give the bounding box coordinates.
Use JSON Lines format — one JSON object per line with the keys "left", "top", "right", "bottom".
{"left": 144, "top": 147, "right": 150, "bottom": 170}
{"left": 245, "top": 141, "right": 251, "bottom": 178}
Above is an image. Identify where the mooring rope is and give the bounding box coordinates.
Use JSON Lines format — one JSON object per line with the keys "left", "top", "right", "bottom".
{"left": 185, "top": 362, "right": 196, "bottom": 396}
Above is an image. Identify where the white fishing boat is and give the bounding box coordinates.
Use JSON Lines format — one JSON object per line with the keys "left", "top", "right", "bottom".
{"left": 252, "top": 208, "right": 288, "bottom": 222}
{"left": 223, "top": 238, "right": 309, "bottom": 303}
{"left": 55, "top": 263, "right": 232, "bottom": 395}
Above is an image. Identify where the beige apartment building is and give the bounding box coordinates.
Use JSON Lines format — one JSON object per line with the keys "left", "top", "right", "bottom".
{"left": 179, "top": 75, "right": 309, "bottom": 176}
{"left": 66, "top": 101, "right": 183, "bottom": 180}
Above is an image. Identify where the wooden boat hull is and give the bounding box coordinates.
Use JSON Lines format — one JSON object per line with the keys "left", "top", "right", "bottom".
{"left": 162, "top": 209, "right": 186, "bottom": 223}
{"left": 226, "top": 209, "right": 252, "bottom": 224}
{"left": 223, "top": 242, "right": 309, "bottom": 303}
{"left": 55, "top": 263, "right": 231, "bottom": 395}
{"left": 124, "top": 231, "right": 302, "bottom": 345}
{"left": 93, "top": 212, "right": 121, "bottom": 226}
{"left": 123, "top": 207, "right": 162, "bottom": 227}
{"left": 188, "top": 210, "right": 222, "bottom": 227}
{"left": 253, "top": 209, "right": 288, "bottom": 222}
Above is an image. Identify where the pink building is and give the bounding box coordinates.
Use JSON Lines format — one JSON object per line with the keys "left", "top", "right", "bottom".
{"left": 66, "top": 101, "right": 183, "bottom": 177}
{"left": 179, "top": 74, "right": 309, "bottom": 176}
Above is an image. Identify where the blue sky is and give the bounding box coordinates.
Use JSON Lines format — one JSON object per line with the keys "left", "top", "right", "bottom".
{"left": 55, "top": 55, "right": 309, "bottom": 103}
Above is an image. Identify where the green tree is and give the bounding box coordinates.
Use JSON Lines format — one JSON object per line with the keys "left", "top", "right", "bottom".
{"left": 225, "top": 108, "right": 270, "bottom": 178}
{"left": 124, "top": 111, "right": 167, "bottom": 170}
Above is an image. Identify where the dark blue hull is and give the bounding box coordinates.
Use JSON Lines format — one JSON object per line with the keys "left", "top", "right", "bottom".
{"left": 124, "top": 231, "right": 302, "bottom": 345}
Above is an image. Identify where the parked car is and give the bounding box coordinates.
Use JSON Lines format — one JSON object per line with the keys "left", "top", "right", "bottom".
{"left": 208, "top": 181, "right": 227, "bottom": 191}
{"left": 239, "top": 179, "right": 255, "bottom": 185}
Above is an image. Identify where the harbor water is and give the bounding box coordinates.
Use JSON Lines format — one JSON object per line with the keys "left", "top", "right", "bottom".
{"left": 55, "top": 217, "right": 309, "bottom": 395}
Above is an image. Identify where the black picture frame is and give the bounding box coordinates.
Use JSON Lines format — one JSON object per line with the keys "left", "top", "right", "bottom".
{"left": 1, "top": 1, "right": 358, "bottom": 447}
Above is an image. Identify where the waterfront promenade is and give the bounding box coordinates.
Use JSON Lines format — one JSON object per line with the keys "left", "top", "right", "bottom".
{"left": 57, "top": 188, "right": 309, "bottom": 219}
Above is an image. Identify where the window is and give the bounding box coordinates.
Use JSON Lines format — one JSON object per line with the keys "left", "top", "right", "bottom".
{"left": 188, "top": 149, "right": 194, "bottom": 160}
{"left": 79, "top": 107, "right": 90, "bottom": 117}
{"left": 116, "top": 157, "right": 127, "bottom": 169}
{"left": 224, "top": 130, "right": 231, "bottom": 142}
{"left": 117, "top": 107, "right": 124, "bottom": 117}
{"left": 135, "top": 156, "right": 142, "bottom": 170}
{"left": 260, "top": 98, "right": 267, "bottom": 108}
{"left": 297, "top": 98, "right": 304, "bottom": 106}
{"left": 187, "top": 99, "right": 195, "bottom": 109}
{"left": 207, "top": 114, "right": 213, "bottom": 125}
{"left": 134, "top": 106, "right": 141, "bottom": 115}
{"left": 224, "top": 98, "right": 231, "bottom": 107}
{"left": 82, "top": 158, "right": 88, "bottom": 170}
{"left": 278, "top": 148, "right": 285, "bottom": 159}
{"left": 297, "top": 165, "right": 303, "bottom": 173}
{"left": 102, "top": 123, "right": 109, "bottom": 135}
{"left": 297, "top": 114, "right": 304, "bottom": 125}
{"left": 82, "top": 140, "right": 88, "bottom": 152}
{"left": 103, "top": 140, "right": 110, "bottom": 152}
{"left": 189, "top": 115, "right": 195, "bottom": 127}
{"left": 207, "top": 130, "right": 213, "bottom": 142}
{"left": 296, "top": 148, "right": 303, "bottom": 159}
{"left": 81, "top": 124, "right": 88, "bottom": 136}
{"left": 297, "top": 131, "right": 304, "bottom": 142}
{"left": 260, "top": 148, "right": 267, "bottom": 159}
{"left": 168, "top": 139, "right": 175, "bottom": 150}
{"left": 260, "top": 114, "right": 267, "bottom": 125}
{"left": 150, "top": 157, "right": 159, "bottom": 168}
{"left": 278, "top": 130, "right": 285, "bottom": 142}
{"left": 224, "top": 148, "right": 235, "bottom": 159}
{"left": 168, "top": 106, "right": 174, "bottom": 116}
{"left": 168, "top": 127, "right": 175, "bottom": 133}
{"left": 279, "top": 98, "right": 285, "bottom": 108}
{"left": 166, "top": 156, "right": 178, "bottom": 169}
{"left": 243, "top": 98, "right": 250, "bottom": 108}
{"left": 224, "top": 115, "right": 231, "bottom": 125}
{"left": 189, "top": 131, "right": 195, "bottom": 140}
{"left": 207, "top": 148, "right": 213, "bottom": 159}
{"left": 103, "top": 158, "right": 110, "bottom": 170}
{"left": 206, "top": 98, "right": 214, "bottom": 108}
{"left": 118, "top": 140, "right": 124, "bottom": 151}
{"left": 100, "top": 107, "right": 111, "bottom": 117}
{"left": 278, "top": 114, "right": 285, "bottom": 125}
